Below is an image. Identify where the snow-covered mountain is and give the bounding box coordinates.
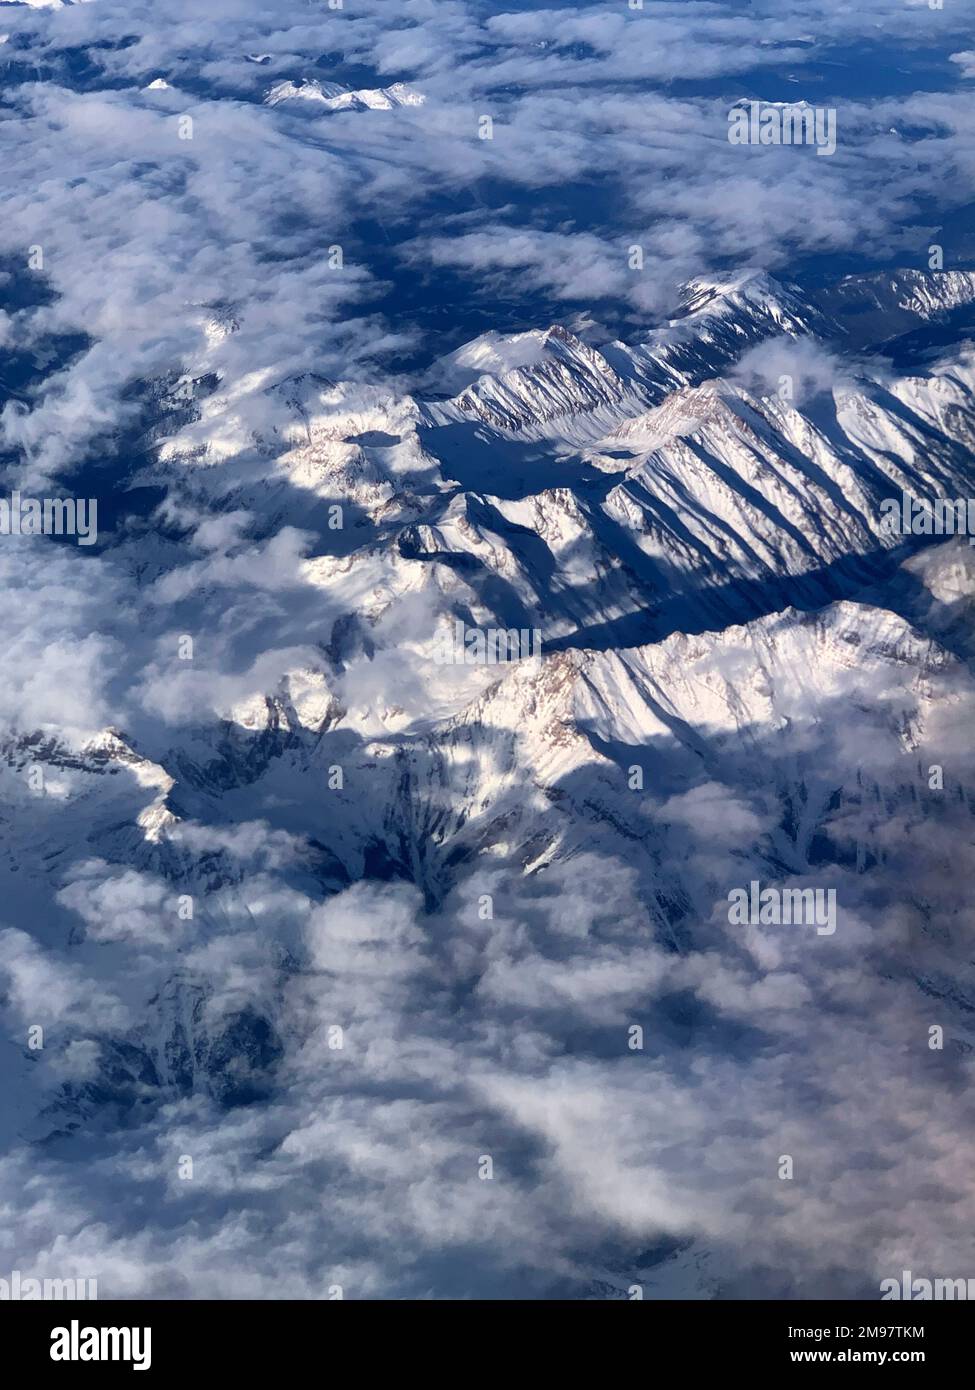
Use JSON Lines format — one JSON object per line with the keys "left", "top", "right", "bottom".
{"left": 4, "top": 264, "right": 975, "bottom": 1300}
{"left": 265, "top": 78, "right": 425, "bottom": 111}
{"left": 146, "top": 271, "right": 975, "bottom": 660}
{"left": 817, "top": 269, "right": 975, "bottom": 349}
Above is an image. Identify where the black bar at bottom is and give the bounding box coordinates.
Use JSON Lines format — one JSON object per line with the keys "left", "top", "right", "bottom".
{"left": 0, "top": 1299, "right": 968, "bottom": 1374}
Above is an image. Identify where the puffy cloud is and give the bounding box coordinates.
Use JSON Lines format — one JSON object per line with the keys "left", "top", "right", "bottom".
{"left": 56, "top": 860, "right": 176, "bottom": 945}
{"left": 0, "top": 927, "right": 128, "bottom": 1032}
{"left": 0, "top": 543, "right": 123, "bottom": 735}
{"left": 731, "top": 336, "right": 851, "bottom": 405}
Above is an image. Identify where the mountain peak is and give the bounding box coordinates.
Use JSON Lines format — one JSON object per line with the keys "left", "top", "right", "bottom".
{"left": 264, "top": 78, "right": 425, "bottom": 111}
{"left": 673, "top": 270, "right": 818, "bottom": 328}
